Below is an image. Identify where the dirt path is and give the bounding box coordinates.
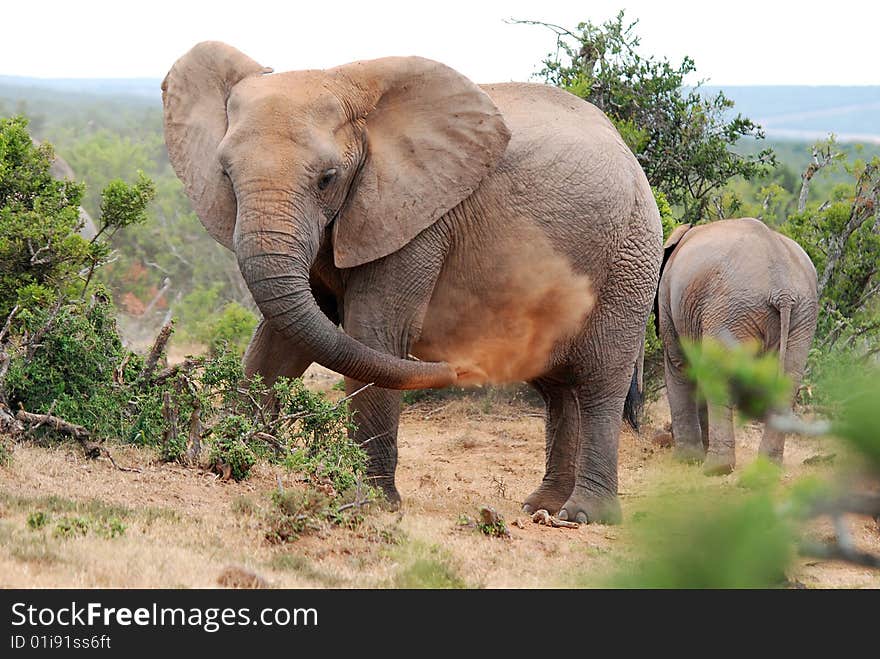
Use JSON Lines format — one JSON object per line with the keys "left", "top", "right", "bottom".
{"left": 1, "top": 369, "right": 878, "bottom": 588}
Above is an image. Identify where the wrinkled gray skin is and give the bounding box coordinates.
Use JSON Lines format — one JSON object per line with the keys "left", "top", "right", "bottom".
{"left": 658, "top": 218, "right": 819, "bottom": 474}
{"left": 162, "top": 42, "right": 663, "bottom": 523}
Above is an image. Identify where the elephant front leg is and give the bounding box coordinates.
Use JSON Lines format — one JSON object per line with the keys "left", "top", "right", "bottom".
{"left": 244, "top": 319, "right": 314, "bottom": 382}
{"left": 522, "top": 381, "right": 578, "bottom": 515}
{"left": 345, "top": 376, "right": 403, "bottom": 508}
{"left": 703, "top": 402, "right": 736, "bottom": 475}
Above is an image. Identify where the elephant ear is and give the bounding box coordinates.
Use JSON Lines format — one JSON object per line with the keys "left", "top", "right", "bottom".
{"left": 653, "top": 223, "right": 693, "bottom": 337}
{"left": 329, "top": 57, "right": 511, "bottom": 268}
{"left": 663, "top": 224, "right": 693, "bottom": 254}
{"left": 162, "top": 41, "right": 271, "bottom": 250}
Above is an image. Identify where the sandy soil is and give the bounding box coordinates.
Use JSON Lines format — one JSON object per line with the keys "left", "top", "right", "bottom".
{"left": 1, "top": 366, "right": 878, "bottom": 588}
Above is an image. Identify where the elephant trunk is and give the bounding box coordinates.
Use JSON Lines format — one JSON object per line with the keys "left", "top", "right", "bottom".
{"left": 235, "top": 203, "right": 456, "bottom": 390}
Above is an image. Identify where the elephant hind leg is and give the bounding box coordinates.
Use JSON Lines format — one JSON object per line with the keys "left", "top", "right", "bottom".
{"left": 522, "top": 378, "right": 578, "bottom": 515}
{"left": 665, "top": 340, "right": 705, "bottom": 463}
{"left": 704, "top": 402, "right": 736, "bottom": 475}
{"left": 699, "top": 399, "right": 709, "bottom": 452}
{"left": 758, "top": 319, "right": 813, "bottom": 465}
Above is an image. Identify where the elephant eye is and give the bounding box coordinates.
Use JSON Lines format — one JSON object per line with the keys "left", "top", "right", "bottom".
{"left": 317, "top": 168, "right": 338, "bottom": 191}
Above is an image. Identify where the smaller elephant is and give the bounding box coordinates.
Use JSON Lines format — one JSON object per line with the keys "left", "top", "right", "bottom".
{"left": 657, "top": 218, "right": 819, "bottom": 474}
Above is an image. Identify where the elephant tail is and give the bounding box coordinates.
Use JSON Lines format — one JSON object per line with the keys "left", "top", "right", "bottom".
{"left": 771, "top": 292, "right": 793, "bottom": 372}
{"left": 622, "top": 340, "right": 646, "bottom": 433}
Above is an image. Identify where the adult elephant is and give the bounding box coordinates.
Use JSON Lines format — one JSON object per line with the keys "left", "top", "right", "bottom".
{"left": 162, "top": 42, "right": 662, "bottom": 523}
{"left": 657, "top": 218, "right": 819, "bottom": 474}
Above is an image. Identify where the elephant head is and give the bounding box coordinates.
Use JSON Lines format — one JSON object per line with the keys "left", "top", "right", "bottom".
{"left": 162, "top": 42, "right": 511, "bottom": 389}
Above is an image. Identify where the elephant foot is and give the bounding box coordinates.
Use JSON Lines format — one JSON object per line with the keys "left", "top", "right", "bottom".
{"left": 370, "top": 476, "right": 402, "bottom": 511}
{"left": 703, "top": 453, "right": 735, "bottom": 476}
{"left": 522, "top": 480, "right": 574, "bottom": 516}
{"left": 758, "top": 447, "right": 784, "bottom": 466}
{"left": 558, "top": 488, "right": 621, "bottom": 525}
{"left": 673, "top": 442, "right": 706, "bottom": 465}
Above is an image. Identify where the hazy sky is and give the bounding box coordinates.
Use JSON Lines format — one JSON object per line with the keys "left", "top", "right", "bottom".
{"left": 2, "top": 0, "right": 877, "bottom": 85}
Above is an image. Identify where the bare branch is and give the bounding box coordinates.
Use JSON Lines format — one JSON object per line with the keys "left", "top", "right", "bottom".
{"left": 9, "top": 404, "right": 101, "bottom": 459}
{"left": 817, "top": 161, "right": 880, "bottom": 298}
{"left": 766, "top": 413, "right": 832, "bottom": 437}
{"left": 337, "top": 382, "right": 374, "bottom": 405}
{"left": 26, "top": 298, "right": 64, "bottom": 361}
{"left": 185, "top": 398, "right": 202, "bottom": 466}
{"left": 0, "top": 305, "right": 19, "bottom": 344}
{"left": 151, "top": 356, "right": 204, "bottom": 385}
{"left": 798, "top": 139, "right": 843, "bottom": 212}
{"left": 803, "top": 493, "right": 880, "bottom": 519}
{"left": 141, "top": 277, "right": 172, "bottom": 318}
{"left": 800, "top": 541, "right": 880, "bottom": 568}
{"left": 139, "top": 319, "right": 174, "bottom": 381}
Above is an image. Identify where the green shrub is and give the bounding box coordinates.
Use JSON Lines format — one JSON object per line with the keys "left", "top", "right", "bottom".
{"left": 265, "top": 488, "right": 329, "bottom": 543}
{"left": 208, "top": 416, "right": 257, "bottom": 482}
{"left": 392, "top": 543, "right": 467, "bottom": 589}
{"left": 174, "top": 290, "right": 257, "bottom": 355}
{"left": 272, "top": 377, "right": 365, "bottom": 493}
{"left": 93, "top": 517, "right": 126, "bottom": 539}
{"left": 54, "top": 516, "right": 90, "bottom": 539}
{"left": 26, "top": 511, "right": 49, "bottom": 530}
{"left": 202, "top": 302, "right": 258, "bottom": 355}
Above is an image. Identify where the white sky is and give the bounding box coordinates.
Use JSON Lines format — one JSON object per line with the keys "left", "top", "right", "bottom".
{"left": 1, "top": 0, "right": 878, "bottom": 85}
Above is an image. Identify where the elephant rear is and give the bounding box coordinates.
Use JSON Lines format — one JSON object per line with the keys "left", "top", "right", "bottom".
{"left": 661, "top": 218, "right": 816, "bottom": 357}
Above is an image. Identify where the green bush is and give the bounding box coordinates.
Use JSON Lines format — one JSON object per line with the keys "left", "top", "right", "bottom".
{"left": 53, "top": 516, "right": 90, "bottom": 539}
{"left": 202, "top": 302, "right": 258, "bottom": 355}
{"left": 208, "top": 416, "right": 257, "bottom": 482}
{"left": 392, "top": 543, "right": 467, "bottom": 589}
{"left": 26, "top": 511, "right": 49, "bottom": 530}
{"left": 49, "top": 514, "right": 125, "bottom": 539}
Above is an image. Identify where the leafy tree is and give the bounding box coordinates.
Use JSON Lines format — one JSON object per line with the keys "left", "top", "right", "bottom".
{"left": 0, "top": 116, "right": 88, "bottom": 318}
{"left": 518, "top": 11, "right": 775, "bottom": 223}
{"left": 0, "top": 115, "right": 154, "bottom": 319}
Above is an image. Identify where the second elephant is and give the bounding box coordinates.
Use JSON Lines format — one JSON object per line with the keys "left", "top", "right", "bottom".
{"left": 658, "top": 218, "right": 819, "bottom": 474}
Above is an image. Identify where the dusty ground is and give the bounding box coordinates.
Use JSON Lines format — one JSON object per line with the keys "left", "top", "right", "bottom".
{"left": 1, "top": 366, "right": 878, "bottom": 588}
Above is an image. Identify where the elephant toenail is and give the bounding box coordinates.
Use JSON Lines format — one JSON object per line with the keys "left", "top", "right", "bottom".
{"left": 558, "top": 509, "right": 569, "bottom": 520}
{"left": 576, "top": 512, "right": 588, "bottom": 524}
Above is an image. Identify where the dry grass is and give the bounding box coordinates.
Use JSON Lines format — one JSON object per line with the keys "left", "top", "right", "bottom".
{"left": 1, "top": 366, "right": 878, "bottom": 589}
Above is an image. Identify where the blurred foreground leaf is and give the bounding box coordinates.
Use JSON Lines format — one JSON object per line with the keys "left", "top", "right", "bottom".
{"left": 682, "top": 338, "right": 791, "bottom": 419}
{"left": 610, "top": 494, "right": 793, "bottom": 588}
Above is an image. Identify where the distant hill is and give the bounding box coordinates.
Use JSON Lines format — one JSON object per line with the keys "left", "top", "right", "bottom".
{"left": 1, "top": 76, "right": 878, "bottom": 144}
{"left": 0, "top": 75, "right": 161, "bottom": 102}
{"left": 700, "top": 86, "right": 880, "bottom": 144}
